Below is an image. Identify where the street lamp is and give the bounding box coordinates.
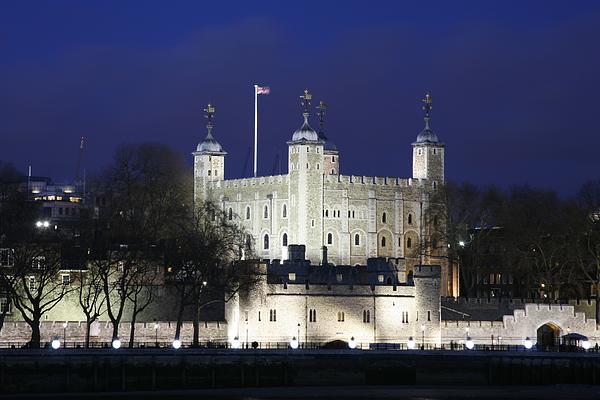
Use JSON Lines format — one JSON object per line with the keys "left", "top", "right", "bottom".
{"left": 465, "top": 337, "right": 474, "bottom": 350}
{"left": 36, "top": 220, "right": 50, "bottom": 229}
{"left": 523, "top": 337, "right": 533, "bottom": 350}
{"left": 407, "top": 336, "right": 416, "bottom": 350}
{"left": 112, "top": 338, "right": 121, "bottom": 349}
{"left": 290, "top": 337, "right": 299, "bottom": 349}
{"left": 62, "top": 322, "right": 67, "bottom": 348}
{"left": 297, "top": 323, "right": 301, "bottom": 349}
{"left": 51, "top": 337, "right": 61, "bottom": 350}
{"left": 421, "top": 325, "right": 425, "bottom": 349}
{"left": 582, "top": 340, "right": 591, "bottom": 350}
{"left": 231, "top": 336, "right": 241, "bottom": 349}
{"left": 172, "top": 339, "right": 182, "bottom": 349}
{"left": 348, "top": 336, "right": 357, "bottom": 349}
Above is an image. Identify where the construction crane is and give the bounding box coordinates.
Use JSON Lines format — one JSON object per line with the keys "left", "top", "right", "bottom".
{"left": 74, "top": 136, "right": 85, "bottom": 193}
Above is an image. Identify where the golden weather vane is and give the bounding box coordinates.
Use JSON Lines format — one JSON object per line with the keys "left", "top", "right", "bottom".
{"left": 204, "top": 103, "right": 215, "bottom": 130}
{"left": 300, "top": 89, "right": 312, "bottom": 114}
{"left": 316, "top": 100, "right": 327, "bottom": 132}
{"left": 421, "top": 93, "right": 432, "bottom": 117}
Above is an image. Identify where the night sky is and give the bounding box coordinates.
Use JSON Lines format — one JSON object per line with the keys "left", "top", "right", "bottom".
{"left": 1, "top": 1, "right": 599, "bottom": 195}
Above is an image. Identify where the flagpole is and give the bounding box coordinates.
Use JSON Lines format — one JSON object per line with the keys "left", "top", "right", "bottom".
{"left": 254, "top": 84, "right": 258, "bottom": 178}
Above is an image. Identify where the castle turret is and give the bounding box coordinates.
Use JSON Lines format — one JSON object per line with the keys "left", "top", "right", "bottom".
{"left": 287, "top": 89, "right": 325, "bottom": 263}
{"left": 193, "top": 103, "right": 226, "bottom": 203}
{"left": 412, "top": 93, "right": 445, "bottom": 188}
{"left": 413, "top": 265, "right": 441, "bottom": 347}
{"left": 316, "top": 100, "right": 339, "bottom": 175}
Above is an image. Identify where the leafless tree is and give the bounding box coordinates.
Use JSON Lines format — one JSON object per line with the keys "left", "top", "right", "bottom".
{"left": 74, "top": 263, "right": 105, "bottom": 347}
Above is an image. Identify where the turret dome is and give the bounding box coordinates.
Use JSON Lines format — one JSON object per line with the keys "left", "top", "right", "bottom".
{"left": 196, "top": 131, "right": 224, "bottom": 153}
{"left": 292, "top": 115, "right": 319, "bottom": 142}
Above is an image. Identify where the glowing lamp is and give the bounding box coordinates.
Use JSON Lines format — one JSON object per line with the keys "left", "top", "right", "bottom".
{"left": 172, "top": 339, "right": 182, "bottom": 349}
{"left": 231, "top": 337, "right": 241, "bottom": 349}
{"left": 51, "top": 338, "right": 60, "bottom": 350}
{"left": 582, "top": 340, "right": 591, "bottom": 350}
{"left": 407, "top": 336, "right": 416, "bottom": 350}
{"left": 523, "top": 337, "right": 533, "bottom": 350}
{"left": 348, "top": 336, "right": 357, "bottom": 349}
{"left": 465, "top": 337, "right": 474, "bottom": 350}
{"left": 112, "top": 338, "right": 122, "bottom": 349}
{"left": 290, "top": 337, "right": 299, "bottom": 349}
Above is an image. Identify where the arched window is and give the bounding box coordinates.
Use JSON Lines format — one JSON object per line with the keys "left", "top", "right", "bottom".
{"left": 325, "top": 210, "right": 329, "bottom": 217}
{"left": 332, "top": 156, "right": 335, "bottom": 162}
{"left": 282, "top": 233, "right": 288, "bottom": 247}
{"left": 264, "top": 205, "right": 269, "bottom": 219}
{"left": 337, "top": 311, "right": 345, "bottom": 322}
{"left": 382, "top": 212, "right": 387, "bottom": 223}
{"left": 381, "top": 237, "right": 386, "bottom": 247}
{"left": 408, "top": 213, "right": 413, "bottom": 225}
{"left": 282, "top": 204, "right": 287, "bottom": 218}
{"left": 327, "top": 233, "right": 333, "bottom": 245}
{"left": 386, "top": 277, "right": 392, "bottom": 285}
{"left": 263, "top": 234, "right": 269, "bottom": 250}
{"left": 407, "top": 237, "right": 412, "bottom": 248}
{"left": 246, "top": 207, "right": 251, "bottom": 220}
{"left": 363, "top": 310, "right": 370, "bottom": 323}
{"left": 354, "top": 234, "right": 360, "bottom": 246}
{"left": 228, "top": 208, "right": 233, "bottom": 220}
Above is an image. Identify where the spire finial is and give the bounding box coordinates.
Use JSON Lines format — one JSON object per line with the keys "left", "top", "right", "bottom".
{"left": 421, "top": 93, "right": 432, "bottom": 129}
{"left": 204, "top": 103, "right": 215, "bottom": 134}
{"left": 316, "top": 100, "right": 327, "bottom": 133}
{"left": 300, "top": 89, "right": 312, "bottom": 119}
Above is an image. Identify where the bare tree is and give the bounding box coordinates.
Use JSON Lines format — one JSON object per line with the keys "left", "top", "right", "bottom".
{"left": 75, "top": 263, "right": 105, "bottom": 347}
{"left": 127, "top": 260, "right": 159, "bottom": 347}
{"left": 169, "top": 201, "right": 257, "bottom": 346}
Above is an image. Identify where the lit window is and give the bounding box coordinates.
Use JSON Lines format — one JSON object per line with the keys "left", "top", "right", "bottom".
{"left": 288, "top": 272, "right": 296, "bottom": 281}
{"left": 378, "top": 274, "right": 384, "bottom": 283}
{"left": 61, "top": 274, "right": 71, "bottom": 286}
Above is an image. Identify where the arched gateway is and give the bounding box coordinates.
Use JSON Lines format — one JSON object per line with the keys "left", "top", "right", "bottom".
{"left": 537, "top": 322, "right": 560, "bottom": 350}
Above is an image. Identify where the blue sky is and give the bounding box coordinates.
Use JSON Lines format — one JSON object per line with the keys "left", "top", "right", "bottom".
{"left": 1, "top": 0, "right": 599, "bottom": 194}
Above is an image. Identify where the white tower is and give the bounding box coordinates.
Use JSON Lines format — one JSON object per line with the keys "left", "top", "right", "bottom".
{"left": 193, "top": 103, "right": 226, "bottom": 203}
{"left": 412, "top": 93, "right": 445, "bottom": 188}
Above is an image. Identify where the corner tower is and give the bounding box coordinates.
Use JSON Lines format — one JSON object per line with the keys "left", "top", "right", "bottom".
{"left": 316, "top": 100, "right": 339, "bottom": 175}
{"left": 412, "top": 93, "right": 445, "bottom": 187}
{"left": 193, "top": 103, "right": 226, "bottom": 203}
{"left": 287, "top": 89, "right": 325, "bottom": 263}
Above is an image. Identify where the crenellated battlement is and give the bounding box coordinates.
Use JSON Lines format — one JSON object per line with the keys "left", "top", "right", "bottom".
{"left": 325, "top": 174, "right": 424, "bottom": 187}
{"left": 214, "top": 174, "right": 289, "bottom": 189}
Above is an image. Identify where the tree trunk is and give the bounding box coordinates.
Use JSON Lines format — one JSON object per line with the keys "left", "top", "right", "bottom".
{"left": 129, "top": 312, "right": 137, "bottom": 348}
{"left": 175, "top": 301, "right": 185, "bottom": 341}
{"left": 29, "top": 319, "right": 41, "bottom": 348}
{"left": 85, "top": 315, "right": 92, "bottom": 348}
{"left": 192, "top": 297, "right": 200, "bottom": 347}
{"left": 111, "top": 321, "right": 119, "bottom": 341}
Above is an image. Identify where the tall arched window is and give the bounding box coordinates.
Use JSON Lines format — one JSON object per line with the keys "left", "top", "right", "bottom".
{"left": 264, "top": 205, "right": 269, "bottom": 219}
{"left": 407, "top": 237, "right": 412, "bottom": 248}
{"left": 354, "top": 234, "right": 360, "bottom": 246}
{"left": 381, "top": 237, "right": 386, "bottom": 247}
{"left": 327, "top": 233, "right": 333, "bottom": 245}
{"left": 382, "top": 212, "right": 387, "bottom": 223}
{"left": 282, "top": 204, "right": 287, "bottom": 218}
{"left": 228, "top": 208, "right": 233, "bottom": 220}
{"left": 246, "top": 207, "right": 251, "bottom": 220}
{"left": 282, "top": 233, "right": 288, "bottom": 247}
{"left": 408, "top": 213, "right": 413, "bottom": 225}
{"left": 263, "top": 234, "right": 269, "bottom": 250}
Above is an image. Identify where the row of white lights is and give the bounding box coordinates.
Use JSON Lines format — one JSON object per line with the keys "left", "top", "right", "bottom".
{"left": 49, "top": 336, "right": 592, "bottom": 351}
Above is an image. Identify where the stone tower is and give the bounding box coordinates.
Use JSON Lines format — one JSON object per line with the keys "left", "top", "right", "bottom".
{"left": 193, "top": 103, "right": 226, "bottom": 203}
{"left": 412, "top": 93, "right": 445, "bottom": 188}
{"left": 316, "top": 100, "right": 339, "bottom": 175}
{"left": 287, "top": 89, "right": 325, "bottom": 263}
{"left": 413, "top": 265, "right": 442, "bottom": 346}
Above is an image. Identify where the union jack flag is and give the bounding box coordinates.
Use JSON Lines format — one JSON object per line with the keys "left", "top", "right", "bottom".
{"left": 256, "top": 86, "right": 270, "bottom": 95}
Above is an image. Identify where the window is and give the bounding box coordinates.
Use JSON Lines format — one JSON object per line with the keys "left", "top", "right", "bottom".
{"left": 433, "top": 148, "right": 437, "bottom": 155}
{"left": 332, "top": 156, "right": 335, "bottom": 162}
{"left": 32, "top": 256, "right": 45, "bottom": 269}
{"left": 309, "top": 309, "right": 317, "bottom": 322}
{"left": 363, "top": 310, "right": 370, "bottom": 323}
{"left": 207, "top": 170, "right": 211, "bottom": 176}
{"left": 263, "top": 234, "right": 269, "bottom": 250}
{"left": 61, "top": 274, "right": 71, "bottom": 286}
{"left": 327, "top": 233, "right": 333, "bottom": 245}
{"left": 0, "top": 297, "right": 10, "bottom": 314}
{"left": 427, "top": 310, "right": 431, "bottom": 321}
{"left": 258, "top": 311, "right": 261, "bottom": 321}
{"left": 288, "top": 272, "right": 296, "bottom": 281}
{"left": 264, "top": 205, "right": 269, "bottom": 219}
{"left": 382, "top": 212, "right": 387, "bottom": 223}
{"left": 378, "top": 274, "right": 384, "bottom": 283}
{"left": 381, "top": 237, "right": 386, "bottom": 247}
{"left": 28, "top": 277, "right": 36, "bottom": 291}
{"left": 228, "top": 208, "right": 233, "bottom": 220}
{"left": 352, "top": 211, "right": 355, "bottom": 218}
{"left": 246, "top": 207, "right": 251, "bottom": 220}
{"left": 282, "top": 204, "right": 287, "bottom": 218}
{"left": 0, "top": 248, "right": 14, "bottom": 267}
{"left": 402, "top": 311, "right": 409, "bottom": 323}
{"left": 282, "top": 233, "right": 288, "bottom": 247}
{"left": 432, "top": 181, "right": 437, "bottom": 189}
{"left": 325, "top": 210, "right": 329, "bottom": 217}
{"left": 269, "top": 309, "right": 276, "bottom": 322}
{"left": 408, "top": 213, "right": 413, "bottom": 225}
{"left": 407, "top": 237, "right": 412, "bottom": 248}
{"left": 337, "top": 311, "right": 345, "bottom": 322}
{"left": 354, "top": 234, "right": 360, "bottom": 246}
{"left": 418, "top": 149, "right": 422, "bottom": 155}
